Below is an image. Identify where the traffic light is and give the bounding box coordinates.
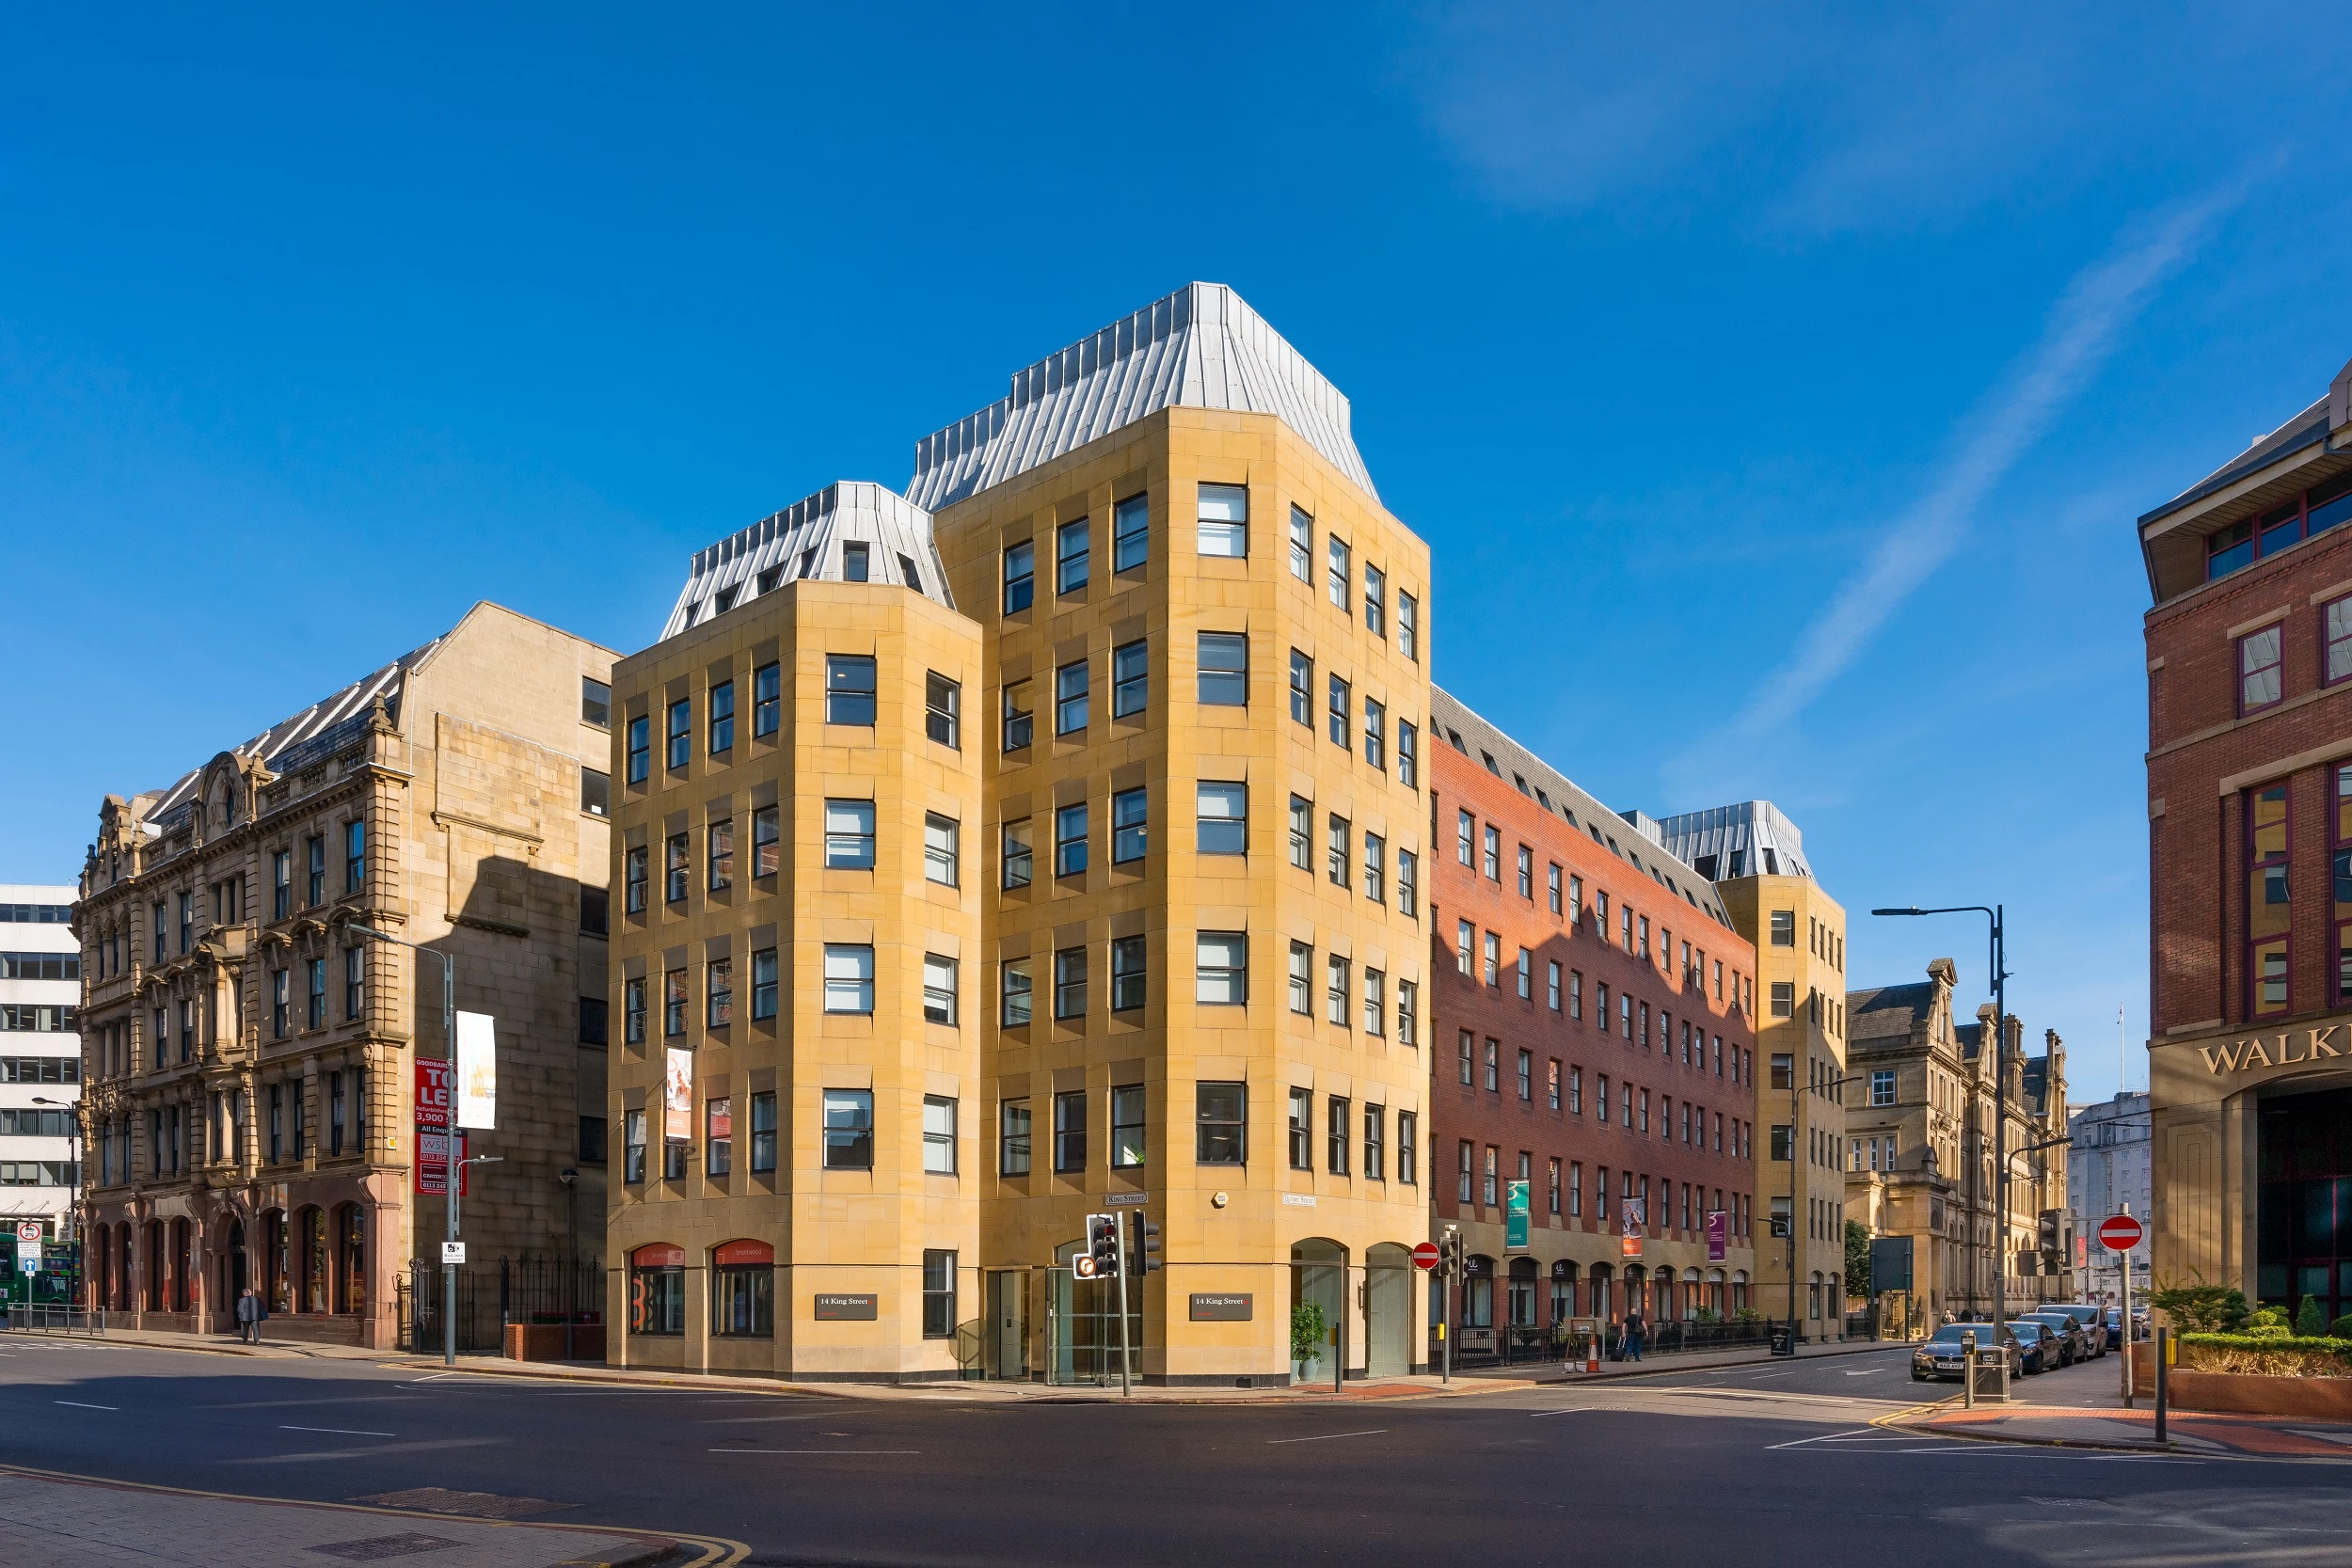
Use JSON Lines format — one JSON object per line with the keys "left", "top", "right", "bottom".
{"left": 2037, "top": 1209, "right": 2064, "bottom": 1273}
{"left": 1132, "top": 1212, "right": 1162, "bottom": 1275}
{"left": 1073, "top": 1212, "right": 1120, "bottom": 1279}
{"left": 1441, "top": 1227, "right": 1464, "bottom": 1275}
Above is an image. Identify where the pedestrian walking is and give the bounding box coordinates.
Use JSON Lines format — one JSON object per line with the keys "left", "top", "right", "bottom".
{"left": 1624, "top": 1308, "right": 1646, "bottom": 1363}
{"left": 235, "top": 1286, "right": 266, "bottom": 1345}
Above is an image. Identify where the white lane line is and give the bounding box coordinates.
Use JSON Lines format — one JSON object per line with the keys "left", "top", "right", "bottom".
{"left": 709, "top": 1448, "right": 918, "bottom": 1455}
{"left": 56, "top": 1401, "right": 118, "bottom": 1411}
{"left": 1266, "top": 1429, "right": 1387, "bottom": 1445}
{"left": 279, "top": 1425, "right": 396, "bottom": 1437}
{"left": 1844, "top": 1368, "right": 1887, "bottom": 1376}
{"left": 701, "top": 1415, "right": 823, "bottom": 1425}
{"left": 1530, "top": 1407, "right": 1607, "bottom": 1418}
{"left": 1765, "top": 1428, "right": 1883, "bottom": 1449}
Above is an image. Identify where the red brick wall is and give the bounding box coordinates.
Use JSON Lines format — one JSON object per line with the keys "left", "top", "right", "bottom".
{"left": 2146, "top": 528, "right": 2352, "bottom": 1034}
{"left": 1429, "top": 740, "right": 1760, "bottom": 1262}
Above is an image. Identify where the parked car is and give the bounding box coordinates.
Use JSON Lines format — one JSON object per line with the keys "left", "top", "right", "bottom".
{"left": 2006, "top": 1321, "right": 2059, "bottom": 1374}
{"left": 2021, "top": 1311, "right": 2091, "bottom": 1367}
{"left": 1911, "top": 1323, "right": 2023, "bottom": 1382}
{"left": 2103, "top": 1307, "right": 2149, "bottom": 1342}
{"left": 2043, "top": 1303, "right": 2109, "bottom": 1355}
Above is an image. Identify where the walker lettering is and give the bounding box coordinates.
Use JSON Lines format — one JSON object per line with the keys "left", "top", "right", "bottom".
{"left": 2198, "top": 1023, "right": 2345, "bottom": 1077}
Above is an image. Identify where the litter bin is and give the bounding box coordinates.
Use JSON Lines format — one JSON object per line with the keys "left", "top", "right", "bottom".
{"left": 1770, "top": 1323, "right": 1796, "bottom": 1357}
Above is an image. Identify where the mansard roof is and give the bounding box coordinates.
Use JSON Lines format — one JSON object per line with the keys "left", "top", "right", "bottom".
{"left": 658, "top": 481, "right": 952, "bottom": 641}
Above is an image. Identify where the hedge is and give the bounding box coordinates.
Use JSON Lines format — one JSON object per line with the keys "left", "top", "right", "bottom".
{"left": 2178, "top": 1333, "right": 2352, "bottom": 1378}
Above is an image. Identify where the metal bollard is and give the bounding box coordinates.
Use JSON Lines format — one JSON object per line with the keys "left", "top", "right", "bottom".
{"left": 1962, "top": 1330, "right": 1977, "bottom": 1410}
{"left": 2153, "top": 1326, "right": 2169, "bottom": 1445}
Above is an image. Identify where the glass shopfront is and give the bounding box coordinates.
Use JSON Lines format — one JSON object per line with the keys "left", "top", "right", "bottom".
{"left": 2258, "top": 1084, "right": 2352, "bottom": 1322}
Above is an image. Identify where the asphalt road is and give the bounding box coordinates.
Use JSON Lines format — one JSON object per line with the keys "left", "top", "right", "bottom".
{"left": 3, "top": 1337, "right": 2348, "bottom": 1568}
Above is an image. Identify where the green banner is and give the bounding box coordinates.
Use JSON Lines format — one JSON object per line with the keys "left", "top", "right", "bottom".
{"left": 1505, "top": 1179, "right": 1529, "bottom": 1250}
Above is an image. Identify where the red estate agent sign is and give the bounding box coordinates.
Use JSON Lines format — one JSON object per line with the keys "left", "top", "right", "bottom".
{"left": 1411, "top": 1242, "right": 1441, "bottom": 1272}
{"left": 416, "top": 1059, "right": 453, "bottom": 1129}
{"left": 2098, "top": 1213, "right": 2144, "bottom": 1252}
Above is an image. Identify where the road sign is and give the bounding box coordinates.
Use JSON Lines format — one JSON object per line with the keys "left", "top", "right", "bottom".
{"left": 2098, "top": 1213, "right": 2144, "bottom": 1252}
{"left": 15, "top": 1222, "right": 40, "bottom": 1243}
{"left": 441, "top": 1241, "right": 466, "bottom": 1264}
{"left": 1411, "top": 1242, "right": 1440, "bottom": 1271}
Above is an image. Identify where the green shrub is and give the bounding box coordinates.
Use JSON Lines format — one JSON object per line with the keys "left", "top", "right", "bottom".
{"left": 2178, "top": 1332, "right": 2352, "bottom": 1378}
{"left": 2330, "top": 1314, "right": 2352, "bottom": 1339}
{"left": 1289, "top": 1301, "right": 1327, "bottom": 1367}
{"left": 2150, "top": 1278, "right": 2248, "bottom": 1332}
{"left": 2247, "top": 1305, "right": 2293, "bottom": 1338}
{"left": 2299, "top": 1295, "right": 2328, "bottom": 1337}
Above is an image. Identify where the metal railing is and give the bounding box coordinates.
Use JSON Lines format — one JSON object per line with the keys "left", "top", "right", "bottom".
{"left": 3, "top": 1307, "right": 107, "bottom": 1335}
{"left": 398, "top": 1253, "right": 601, "bottom": 1356}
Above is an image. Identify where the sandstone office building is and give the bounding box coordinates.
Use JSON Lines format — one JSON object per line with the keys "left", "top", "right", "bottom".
{"left": 2143, "top": 355, "right": 2352, "bottom": 1324}
{"left": 72, "top": 604, "right": 615, "bottom": 1346}
{"left": 605, "top": 285, "right": 1435, "bottom": 1383}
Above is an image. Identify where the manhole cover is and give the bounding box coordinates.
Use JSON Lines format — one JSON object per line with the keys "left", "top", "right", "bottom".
{"left": 349, "top": 1488, "right": 565, "bottom": 1519}
{"left": 310, "top": 1533, "right": 464, "bottom": 1561}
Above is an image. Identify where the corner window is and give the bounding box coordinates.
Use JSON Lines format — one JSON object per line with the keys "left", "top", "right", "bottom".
{"left": 1197, "top": 1082, "right": 1246, "bottom": 1164}
{"left": 824, "top": 800, "right": 876, "bottom": 870}
{"left": 2239, "top": 625, "right": 2284, "bottom": 714}
{"left": 1196, "top": 931, "right": 1248, "bottom": 1005}
{"left": 1112, "top": 787, "right": 1148, "bottom": 864}
{"left": 825, "top": 656, "right": 877, "bottom": 725}
{"left": 1197, "top": 782, "right": 1247, "bottom": 855}
{"left": 822, "top": 944, "right": 875, "bottom": 1015}
{"left": 822, "top": 1089, "right": 874, "bottom": 1168}
{"left": 1198, "top": 633, "right": 1248, "bottom": 705}
{"left": 1198, "top": 483, "right": 1248, "bottom": 558}
{"left": 926, "top": 673, "right": 961, "bottom": 748}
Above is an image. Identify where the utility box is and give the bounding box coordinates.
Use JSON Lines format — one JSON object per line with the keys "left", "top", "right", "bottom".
{"left": 1868, "top": 1235, "right": 1914, "bottom": 1293}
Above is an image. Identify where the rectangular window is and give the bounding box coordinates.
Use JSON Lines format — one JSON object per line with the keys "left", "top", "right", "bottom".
{"left": 823, "top": 944, "right": 875, "bottom": 1014}
{"left": 1363, "top": 833, "right": 1385, "bottom": 902}
{"left": 580, "top": 766, "right": 611, "bottom": 818}
{"left": 1517, "top": 1048, "right": 1534, "bottom": 1101}
{"left": 1327, "top": 1095, "right": 1351, "bottom": 1174}
{"left": 825, "top": 800, "right": 876, "bottom": 870}
{"left": 1398, "top": 979, "right": 1418, "bottom": 1047}
{"left": 1770, "top": 981, "right": 1795, "bottom": 1018}
{"left": 343, "top": 946, "right": 364, "bottom": 1021}
{"left": 822, "top": 1089, "right": 874, "bottom": 1169}
{"left": 1327, "top": 954, "right": 1350, "bottom": 1026}
{"left": 1111, "top": 640, "right": 1148, "bottom": 718}
{"left": 626, "top": 715, "right": 650, "bottom": 784}
{"left": 1483, "top": 1146, "right": 1499, "bottom": 1208}
{"left": 1002, "top": 818, "right": 1033, "bottom": 889}
{"left": 751, "top": 948, "right": 777, "bottom": 1022}
{"left": 1327, "top": 816, "right": 1351, "bottom": 887}
{"left": 664, "top": 968, "right": 688, "bottom": 1036}
{"left": 921, "top": 1250, "right": 957, "bottom": 1339}
{"left": 1054, "top": 1090, "right": 1087, "bottom": 1172}
{"left": 1199, "top": 632, "right": 1248, "bottom": 705}
{"left": 1399, "top": 592, "right": 1418, "bottom": 661}
{"left": 1327, "top": 536, "right": 1351, "bottom": 612}
{"left": 667, "top": 698, "right": 691, "bottom": 770}
{"left": 1056, "top": 659, "right": 1089, "bottom": 734}
{"left": 1289, "top": 650, "right": 1312, "bottom": 726}
{"left": 623, "top": 846, "right": 648, "bottom": 915}
{"left": 1288, "top": 942, "right": 1313, "bottom": 1014}
{"left": 1289, "top": 505, "right": 1311, "bottom": 580}
{"left": 750, "top": 1090, "right": 776, "bottom": 1173}
{"left": 825, "top": 656, "right": 877, "bottom": 725}
{"left": 1517, "top": 946, "right": 1533, "bottom": 999}
{"left": 1456, "top": 921, "right": 1474, "bottom": 977}
{"left": 2328, "top": 596, "right": 2352, "bottom": 687}
{"left": 2250, "top": 780, "right": 2291, "bottom": 1018}
{"left": 1057, "top": 517, "right": 1090, "bottom": 594}
{"left": 926, "top": 673, "right": 961, "bottom": 747}
{"left": 1397, "top": 720, "right": 1417, "bottom": 787}
{"left": 752, "top": 805, "right": 779, "bottom": 878}
{"left": 1197, "top": 1082, "right": 1247, "bottom": 1164}
{"left": 842, "top": 540, "right": 869, "bottom": 581}
{"left": 1327, "top": 673, "right": 1350, "bottom": 749}
{"left": 1054, "top": 946, "right": 1088, "bottom": 1020}
{"left": 624, "top": 977, "right": 645, "bottom": 1044}
{"left": 1000, "top": 1099, "right": 1032, "bottom": 1175}
{"left": 1364, "top": 562, "right": 1386, "bottom": 637}
{"left": 1363, "top": 968, "right": 1385, "bottom": 1035}
{"left": 924, "top": 814, "right": 960, "bottom": 886}
{"left": 1483, "top": 825, "right": 1501, "bottom": 880}
{"left": 624, "top": 1109, "right": 646, "bottom": 1183}
{"left": 1114, "top": 492, "right": 1150, "bottom": 572}
{"left": 1484, "top": 931, "right": 1502, "bottom": 988}
{"left": 1289, "top": 796, "right": 1312, "bottom": 869}
{"left": 707, "top": 1098, "right": 732, "bottom": 1176}
{"left": 1397, "top": 849, "right": 1418, "bottom": 917}
{"left": 1290, "top": 1087, "right": 1314, "bottom": 1170}
{"left": 1112, "top": 935, "right": 1147, "bottom": 1012}
{"left": 1003, "top": 679, "right": 1034, "bottom": 752}
{"left": 306, "top": 960, "right": 326, "bottom": 1029}
{"left": 1364, "top": 697, "right": 1386, "bottom": 768}
{"left": 2240, "top": 625, "right": 2285, "bottom": 713}
{"left": 272, "top": 850, "right": 291, "bottom": 920}
{"left": 923, "top": 1096, "right": 958, "bottom": 1174}
{"left": 1770, "top": 909, "right": 1795, "bottom": 946}
{"left": 344, "top": 819, "right": 366, "bottom": 895}
{"left": 1056, "top": 802, "right": 1089, "bottom": 878}
{"left": 1198, "top": 483, "right": 1248, "bottom": 557}
{"left": 666, "top": 832, "right": 691, "bottom": 902}
{"left": 707, "top": 818, "right": 734, "bottom": 891}
{"left": 1196, "top": 931, "right": 1248, "bottom": 1005}
{"left": 271, "top": 969, "right": 289, "bottom": 1038}
{"left": 1197, "top": 782, "right": 1246, "bottom": 855}
{"left": 1003, "top": 540, "right": 1035, "bottom": 612}
{"left": 923, "top": 955, "right": 958, "bottom": 1026}
{"left": 1110, "top": 1084, "right": 1145, "bottom": 1167}
{"left": 1397, "top": 1111, "right": 1418, "bottom": 1184}
{"left": 1484, "top": 1037, "right": 1501, "bottom": 1093}
{"left": 1001, "top": 958, "right": 1033, "bottom": 1026}
{"left": 708, "top": 680, "right": 736, "bottom": 753}
{"left": 1112, "top": 786, "right": 1149, "bottom": 864}
{"left": 1518, "top": 846, "right": 1534, "bottom": 899}
{"left": 580, "top": 674, "right": 612, "bottom": 728}
{"left": 754, "top": 661, "right": 780, "bottom": 737}
{"left": 1547, "top": 960, "right": 1562, "bottom": 1011}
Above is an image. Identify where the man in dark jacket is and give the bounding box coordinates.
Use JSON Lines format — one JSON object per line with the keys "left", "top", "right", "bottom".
{"left": 1623, "top": 1309, "right": 1647, "bottom": 1363}
{"left": 235, "top": 1286, "right": 266, "bottom": 1345}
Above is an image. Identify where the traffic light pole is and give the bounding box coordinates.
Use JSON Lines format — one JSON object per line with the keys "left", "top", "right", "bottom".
{"left": 1115, "top": 1214, "right": 1132, "bottom": 1399}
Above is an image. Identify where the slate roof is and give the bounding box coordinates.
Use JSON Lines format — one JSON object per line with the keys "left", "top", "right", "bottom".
{"left": 1849, "top": 981, "right": 1935, "bottom": 1044}
{"left": 659, "top": 481, "right": 952, "bottom": 641}
{"left": 2139, "top": 394, "right": 2331, "bottom": 528}
{"left": 904, "top": 282, "right": 1376, "bottom": 511}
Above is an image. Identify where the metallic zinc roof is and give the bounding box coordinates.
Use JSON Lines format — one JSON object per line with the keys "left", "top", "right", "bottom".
{"left": 1649, "top": 800, "right": 1814, "bottom": 881}
{"left": 660, "top": 481, "right": 953, "bottom": 641}
{"left": 1429, "top": 686, "right": 1734, "bottom": 929}
{"left": 904, "top": 282, "right": 1376, "bottom": 512}
{"left": 139, "top": 638, "right": 442, "bottom": 829}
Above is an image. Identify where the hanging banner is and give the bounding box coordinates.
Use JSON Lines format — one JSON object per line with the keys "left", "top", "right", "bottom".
{"left": 1620, "top": 1197, "right": 1645, "bottom": 1259}
{"left": 1505, "top": 1179, "right": 1530, "bottom": 1251}
{"left": 1707, "top": 1209, "right": 1727, "bottom": 1263}
{"left": 454, "top": 1011, "right": 498, "bottom": 1130}
{"left": 664, "top": 1048, "right": 692, "bottom": 1142}
{"left": 415, "top": 1059, "right": 452, "bottom": 1130}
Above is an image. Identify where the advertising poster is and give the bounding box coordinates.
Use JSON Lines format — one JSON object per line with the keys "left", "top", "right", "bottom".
{"left": 1620, "top": 1196, "right": 1645, "bottom": 1258}
{"left": 664, "top": 1047, "right": 692, "bottom": 1141}
{"left": 454, "top": 1010, "right": 497, "bottom": 1130}
{"left": 414, "top": 1128, "right": 469, "bottom": 1196}
{"left": 1707, "top": 1209, "right": 1727, "bottom": 1262}
{"left": 415, "top": 1059, "right": 452, "bottom": 1129}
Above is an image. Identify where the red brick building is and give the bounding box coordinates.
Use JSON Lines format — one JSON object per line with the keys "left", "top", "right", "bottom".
{"left": 2143, "top": 355, "right": 2352, "bottom": 1322}
{"left": 1428, "top": 689, "right": 1758, "bottom": 1358}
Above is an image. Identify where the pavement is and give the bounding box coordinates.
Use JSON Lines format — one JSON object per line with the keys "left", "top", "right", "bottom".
{"left": 1884, "top": 1344, "right": 2352, "bottom": 1459}
{"left": 0, "top": 1465, "right": 704, "bottom": 1568}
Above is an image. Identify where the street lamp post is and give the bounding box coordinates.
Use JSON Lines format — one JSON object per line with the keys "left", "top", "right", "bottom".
{"left": 1872, "top": 903, "right": 2008, "bottom": 1386}
{"left": 340, "top": 920, "right": 459, "bottom": 1366}
{"left": 30, "top": 1096, "right": 81, "bottom": 1310}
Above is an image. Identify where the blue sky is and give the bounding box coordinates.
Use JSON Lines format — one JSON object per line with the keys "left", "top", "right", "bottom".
{"left": 7, "top": 5, "right": 2350, "bottom": 1106}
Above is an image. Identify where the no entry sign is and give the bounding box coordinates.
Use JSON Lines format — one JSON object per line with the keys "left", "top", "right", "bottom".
{"left": 2098, "top": 1213, "right": 2144, "bottom": 1252}
{"left": 1411, "top": 1242, "right": 1440, "bottom": 1271}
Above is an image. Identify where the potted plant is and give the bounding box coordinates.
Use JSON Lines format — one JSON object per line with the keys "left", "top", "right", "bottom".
{"left": 1290, "top": 1300, "right": 1327, "bottom": 1381}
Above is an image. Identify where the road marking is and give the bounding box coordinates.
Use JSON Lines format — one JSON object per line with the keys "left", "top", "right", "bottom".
{"left": 701, "top": 1415, "right": 823, "bottom": 1425}
{"left": 279, "top": 1425, "right": 397, "bottom": 1437}
{"left": 1765, "top": 1428, "right": 1883, "bottom": 1449}
{"left": 55, "top": 1401, "right": 117, "bottom": 1411}
{"left": 708, "top": 1448, "right": 917, "bottom": 1455}
{"left": 1844, "top": 1368, "right": 1886, "bottom": 1376}
{"left": 1530, "top": 1407, "right": 1605, "bottom": 1418}
{"left": 1265, "top": 1429, "right": 1387, "bottom": 1445}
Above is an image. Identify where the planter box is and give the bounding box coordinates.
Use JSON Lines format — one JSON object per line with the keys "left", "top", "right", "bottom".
{"left": 2163, "top": 1368, "right": 2352, "bottom": 1418}
{"left": 504, "top": 1322, "right": 600, "bottom": 1362}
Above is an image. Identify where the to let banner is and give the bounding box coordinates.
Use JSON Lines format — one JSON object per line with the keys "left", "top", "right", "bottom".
{"left": 415, "top": 1059, "right": 452, "bottom": 1130}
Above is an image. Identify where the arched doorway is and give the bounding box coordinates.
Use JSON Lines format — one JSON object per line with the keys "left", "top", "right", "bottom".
{"left": 1731, "top": 1270, "right": 1750, "bottom": 1314}
{"left": 335, "top": 1205, "right": 366, "bottom": 1315}
{"left": 170, "top": 1218, "right": 193, "bottom": 1311}
{"left": 1622, "top": 1264, "right": 1645, "bottom": 1324}
{"left": 262, "top": 1210, "right": 289, "bottom": 1312}
{"left": 1363, "top": 1243, "right": 1413, "bottom": 1377}
{"left": 223, "top": 1218, "right": 247, "bottom": 1308}
{"left": 146, "top": 1222, "right": 165, "bottom": 1311}
{"left": 1589, "top": 1261, "right": 1614, "bottom": 1323}
{"left": 1680, "top": 1268, "right": 1702, "bottom": 1320}
{"left": 1290, "top": 1238, "right": 1346, "bottom": 1384}
{"left": 1506, "top": 1257, "right": 1539, "bottom": 1349}
{"left": 1549, "top": 1259, "right": 1578, "bottom": 1332}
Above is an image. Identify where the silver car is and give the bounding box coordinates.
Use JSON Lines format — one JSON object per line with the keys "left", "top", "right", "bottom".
{"left": 1911, "top": 1323, "right": 2023, "bottom": 1382}
{"left": 2043, "top": 1303, "right": 2109, "bottom": 1356}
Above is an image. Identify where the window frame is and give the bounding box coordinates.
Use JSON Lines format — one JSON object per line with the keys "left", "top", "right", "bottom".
{"left": 2239, "top": 624, "right": 2286, "bottom": 716}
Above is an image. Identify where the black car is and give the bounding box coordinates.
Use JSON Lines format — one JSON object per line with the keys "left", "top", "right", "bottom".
{"left": 2006, "top": 1321, "right": 2058, "bottom": 1374}
{"left": 1911, "top": 1323, "right": 2023, "bottom": 1382}
{"left": 2021, "top": 1311, "right": 2091, "bottom": 1367}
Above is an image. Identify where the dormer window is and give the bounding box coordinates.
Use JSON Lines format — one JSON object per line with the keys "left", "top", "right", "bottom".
{"left": 843, "top": 542, "right": 870, "bottom": 582}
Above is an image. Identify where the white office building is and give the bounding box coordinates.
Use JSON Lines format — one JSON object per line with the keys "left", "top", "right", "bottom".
{"left": 2069, "top": 1090, "right": 2151, "bottom": 1303}
{"left": 0, "top": 885, "right": 82, "bottom": 1241}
